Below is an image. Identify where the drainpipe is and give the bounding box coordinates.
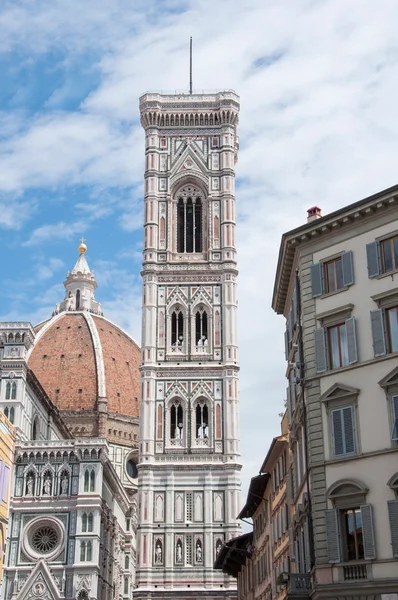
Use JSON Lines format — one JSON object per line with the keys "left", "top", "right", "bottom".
{"left": 295, "top": 269, "right": 315, "bottom": 570}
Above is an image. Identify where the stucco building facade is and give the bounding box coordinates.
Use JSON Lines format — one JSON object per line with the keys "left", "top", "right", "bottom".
{"left": 272, "top": 186, "right": 398, "bottom": 598}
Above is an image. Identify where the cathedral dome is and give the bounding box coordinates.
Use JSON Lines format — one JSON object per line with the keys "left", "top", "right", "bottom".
{"left": 27, "top": 244, "right": 141, "bottom": 448}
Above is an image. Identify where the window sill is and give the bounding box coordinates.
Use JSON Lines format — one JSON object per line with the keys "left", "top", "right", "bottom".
{"left": 313, "top": 350, "right": 398, "bottom": 380}
{"left": 318, "top": 286, "right": 349, "bottom": 300}
{"left": 376, "top": 267, "right": 398, "bottom": 280}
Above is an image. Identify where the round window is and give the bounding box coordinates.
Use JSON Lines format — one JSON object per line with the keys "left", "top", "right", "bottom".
{"left": 22, "top": 517, "right": 65, "bottom": 561}
{"left": 32, "top": 526, "right": 58, "bottom": 554}
{"left": 126, "top": 458, "right": 138, "bottom": 479}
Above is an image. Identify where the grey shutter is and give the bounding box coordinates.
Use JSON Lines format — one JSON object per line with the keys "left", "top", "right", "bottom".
{"left": 345, "top": 317, "right": 358, "bottom": 364}
{"left": 286, "top": 385, "right": 292, "bottom": 424}
{"left": 392, "top": 395, "right": 398, "bottom": 441}
{"left": 332, "top": 409, "right": 344, "bottom": 456}
{"left": 289, "top": 524, "right": 295, "bottom": 562}
{"left": 366, "top": 241, "right": 380, "bottom": 278}
{"left": 342, "top": 250, "right": 355, "bottom": 286}
{"left": 284, "top": 330, "right": 289, "bottom": 361}
{"left": 343, "top": 406, "right": 356, "bottom": 454}
{"left": 292, "top": 284, "right": 298, "bottom": 325}
{"left": 314, "top": 328, "right": 327, "bottom": 373}
{"left": 311, "top": 263, "right": 323, "bottom": 297}
{"left": 361, "top": 504, "right": 376, "bottom": 559}
{"left": 370, "top": 309, "right": 386, "bottom": 357}
{"left": 387, "top": 500, "right": 398, "bottom": 557}
{"left": 325, "top": 509, "right": 341, "bottom": 563}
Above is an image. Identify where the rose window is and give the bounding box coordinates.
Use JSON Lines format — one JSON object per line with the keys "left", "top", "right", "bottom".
{"left": 32, "top": 526, "right": 58, "bottom": 554}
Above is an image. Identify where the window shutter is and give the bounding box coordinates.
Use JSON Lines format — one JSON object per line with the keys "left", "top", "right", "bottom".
{"left": 366, "top": 241, "right": 380, "bottom": 278}
{"left": 284, "top": 330, "right": 289, "bottom": 361}
{"left": 341, "top": 250, "right": 355, "bottom": 287}
{"left": 387, "top": 500, "right": 398, "bottom": 558}
{"left": 325, "top": 509, "right": 341, "bottom": 563}
{"left": 311, "top": 263, "right": 323, "bottom": 297}
{"left": 286, "top": 386, "right": 292, "bottom": 424}
{"left": 361, "top": 504, "right": 376, "bottom": 560}
{"left": 342, "top": 406, "right": 356, "bottom": 454}
{"left": 345, "top": 317, "right": 358, "bottom": 364}
{"left": 392, "top": 395, "right": 398, "bottom": 441}
{"left": 370, "top": 309, "right": 386, "bottom": 357}
{"left": 292, "top": 284, "right": 298, "bottom": 325}
{"left": 332, "top": 409, "right": 344, "bottom": 456}
{"left": 289, "top": 524, "right": 295, "bottom": 562}
{"left": 314, "top": 328, "right": 327, "bottom": 373}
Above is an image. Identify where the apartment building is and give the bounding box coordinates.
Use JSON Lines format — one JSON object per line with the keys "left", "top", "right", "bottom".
{"left": 272, "top": 186, "right": 398, "bottom": 599}
{"left": 215, "top": 417, "right": 290, "bottom": 600}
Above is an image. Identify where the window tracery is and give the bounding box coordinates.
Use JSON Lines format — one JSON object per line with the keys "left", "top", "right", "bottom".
{"left": 194, "top": 307, "right": 209, "bottom": 353}
{"left": 171, "top": 307, "right": 184, "bottom": 353}
{"left": 176, "top": 186, "right": 204, "bottom": 254}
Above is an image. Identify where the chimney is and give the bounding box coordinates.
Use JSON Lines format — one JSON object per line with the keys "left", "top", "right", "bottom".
{"left": 307, "top": 206, "right": 322, "bottom": 223}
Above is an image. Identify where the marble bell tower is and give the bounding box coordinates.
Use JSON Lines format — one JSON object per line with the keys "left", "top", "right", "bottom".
{"left": 136, "top": 89, "right": 241, "bottom": 600}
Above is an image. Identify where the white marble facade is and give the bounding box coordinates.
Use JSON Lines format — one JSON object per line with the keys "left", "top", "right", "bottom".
{"left": 136, "top": 92, "right": 242, "bottom": 599}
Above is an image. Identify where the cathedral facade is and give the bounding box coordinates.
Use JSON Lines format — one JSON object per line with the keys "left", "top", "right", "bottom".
{"left": 136, "top": 91, "right": 241, "bottom": 599}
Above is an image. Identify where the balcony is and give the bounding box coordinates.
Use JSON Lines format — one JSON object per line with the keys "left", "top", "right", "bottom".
{"left": 288, "top": 573, "right": 311, "bottom": 596}
{"left": 342, "top": 562, "right": 367, "bottom": 581}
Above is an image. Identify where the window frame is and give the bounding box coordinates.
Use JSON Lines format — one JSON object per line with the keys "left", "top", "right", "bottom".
{"left": 324, "top": 256, "right": 344, "bottom": 294}
{"left": 380, "top": 234, "right": 398, "bottom": 274}
{"left": 330, "top": 405, "right": 357, "bottom": 459}
{"left": 311, "top": 251, "right": 354, "bottom": 298}
{"left": 327, "top": 322, "right": 349, "bottom": 369}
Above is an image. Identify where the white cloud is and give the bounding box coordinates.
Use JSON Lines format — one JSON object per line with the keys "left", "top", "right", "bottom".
{"left": 2, "top": 0, "right": 398, "bottom": 501}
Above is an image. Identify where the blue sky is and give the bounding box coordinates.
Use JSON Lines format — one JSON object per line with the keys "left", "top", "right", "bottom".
{"left": 2, "top": 0, "right": 398, "bottom": 500}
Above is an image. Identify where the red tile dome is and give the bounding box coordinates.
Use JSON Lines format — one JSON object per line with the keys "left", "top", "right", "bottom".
{"left": 28, "top": 311, "right": 140, "bottom": 445}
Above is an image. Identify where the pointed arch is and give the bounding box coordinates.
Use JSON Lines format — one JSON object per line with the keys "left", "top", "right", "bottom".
{"left": 5, "top": 382, "right": 11, "bottom": 400}
{"left": 11, "top": 382, "right": 17, "bottom": 399}
{"left": 32, "top": 416, "right": 39, "bottom": 440}
{"left": 9, "top": 407, "right": 14, "bottom": 424}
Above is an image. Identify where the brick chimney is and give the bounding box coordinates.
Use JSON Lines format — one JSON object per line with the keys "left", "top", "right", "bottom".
{"left": 307, "top": 206, "right": 322, "bottom": 223}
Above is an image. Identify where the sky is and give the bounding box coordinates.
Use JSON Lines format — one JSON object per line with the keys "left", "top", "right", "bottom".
{"left": 2, "top": 0, "right": 398, "bottom": 507}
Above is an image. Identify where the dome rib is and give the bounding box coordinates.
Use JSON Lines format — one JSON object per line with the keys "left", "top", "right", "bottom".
{"left": 83, "top": 312, "right": 107, "bottom": 399}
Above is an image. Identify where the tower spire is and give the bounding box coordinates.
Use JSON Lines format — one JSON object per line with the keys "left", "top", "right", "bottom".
{"left": 189, "top": 37, "right": 193, "bottom": 94}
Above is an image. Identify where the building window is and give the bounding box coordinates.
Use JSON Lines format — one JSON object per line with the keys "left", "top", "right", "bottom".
{"left": 331, "top": 406, "right": 356, "bottom": 457}
{"left": 325, "top": 481, "right": 375, "bottom": 563}
{"left": 311, "top": 251, "right": 354, "bottom": 297}
{"left": 32, "top": 416, "right": 39, "bottom": 440}
{"left": 82, "top": 513, "right": 87, "bottom": 532}
{"left": 124, "top": 577, "right": 129, "bottom": 595}
{"left": 370, "top": 306, "right": 398, "bottom": 356}
{"left": 324, "top": 257, "right": 344, "bottom": 294}
{"left": 391, "top": 395, "right": 398, "bottom": 442}
{"left": 314, "top": 317, "right": 358, "bottom": 373}
{"left": 380, "top": 235, "right": 398, "bottom": 273}
{"left": 386, "top": 306, "right": 398, "bottom": 353}
{"left": 3, "top": 407, "right": 8, "bottom": 419}
{"left": 170, "top": 402, "right": 184, "bottom": 442}
{"left": 84, "top": 469, "right": 95, "bottom": 492}
{"left": 195, "top": 402, "right": 209, "bottom": 440}
{"left": 125, "top": 555, "right": 129, "bottom": 569}
{"left": 88, "top": 513, "right": 93, "bottom": 532}
{"left": 342, "top": 508, "right": 364, "bottom": 561}
{"left": 195, "top": 308, "right": 208, "bottom": 350}
{"left": 176, "top": 188, "right": 203, "bottom": 253}
{"left": 367, "top": 235, "right": 398, "bottom": 277}
{"left": 5, "top": 383, "right": 10, "bottom": 400}
{"left": 11, "top": 382, "right": 17, "bottom": 400}
{"left": 171, "top": 309, "right": 184, "bottom": 351}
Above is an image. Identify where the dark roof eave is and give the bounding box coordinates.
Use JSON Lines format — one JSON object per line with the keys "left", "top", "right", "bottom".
{"left": 237, "top": 474, "right": 269, "bottom": 519}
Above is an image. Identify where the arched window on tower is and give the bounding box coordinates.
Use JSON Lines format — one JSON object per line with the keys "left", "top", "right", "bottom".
{"left": 5, "top": 383, "right": 11, "bottom": 400}
{"left": 76, "top": 289, "right": 81, "bottom": 310}
{"left": 32, "top": 416, "right": 39, "bottom": 440}
{"left": 195, "top": 308, "right": 208, "bottom": 352}
{"left": 11, "top": 382, "right": 17, "bottom": 400}
{"left": 170, "top": 402, "right": 184, "bottom": 444}
{"left": 177, "top": 194, "right": 202, "bottom": 253}
{"left": 195, "top": 402, "right": 209, "bottom": 446}
{"left": 171, "top": 308, "right": 184, "bottom": 352}
{"left": 9, "top": 407, "right": 14, "bottom": 424}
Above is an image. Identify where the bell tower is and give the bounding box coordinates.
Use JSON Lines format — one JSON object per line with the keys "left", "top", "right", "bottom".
{"left": 136, "top": 91, "right": 241, "bottom": 599}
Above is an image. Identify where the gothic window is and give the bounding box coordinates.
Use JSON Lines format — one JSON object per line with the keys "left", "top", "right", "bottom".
{"left": 32, "top": 416, "right": 39, "bottom": 440}
{"left": 125, "top": 555, "right": 129, "bottom": 569}
{"left": 5, "top": 383, "right": 10, "bottom": 400}
{"left": 82, "top": 513, "right": 87, "bottom": 532}
{"left": 76, "top": 289, "right": 81, "bottom": 310}
{"left": 90, "top": 470, "right": 95, "bottom": 492}
{"left": 80, "top": 541, "right": 86, "bottom": 561}
{"left": 170, "top": 402, "right": 184, "bottom": 441}
{"left": 77, "top": 592, "right": 89, "bottom": 600}
{"left": 3, "top": 407, "right": 8, "bottom": 419}
{"left": 195, "top": 308, "right": 208, "bottom": 349}
{"left": 124, "top": 577, "right": 129, "bottom": 595}
{"left": 195, "top": 403, "right": 209, "bottom": 440}
{"left": 171, "top": 308, "right": 184, "bottom": 350}
{"left": 9, "top": 407, "right": 14, "bottom": 424}
{"left": 177, "top": 193, "right": 202, "bottom": 253}
{"left": 11, "top": 382, "right": 17, "bottom": 400}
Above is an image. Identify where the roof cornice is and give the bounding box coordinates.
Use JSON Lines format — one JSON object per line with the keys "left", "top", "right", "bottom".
{"left": 272, "top": 184, "right": 398, "bottom": 314}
